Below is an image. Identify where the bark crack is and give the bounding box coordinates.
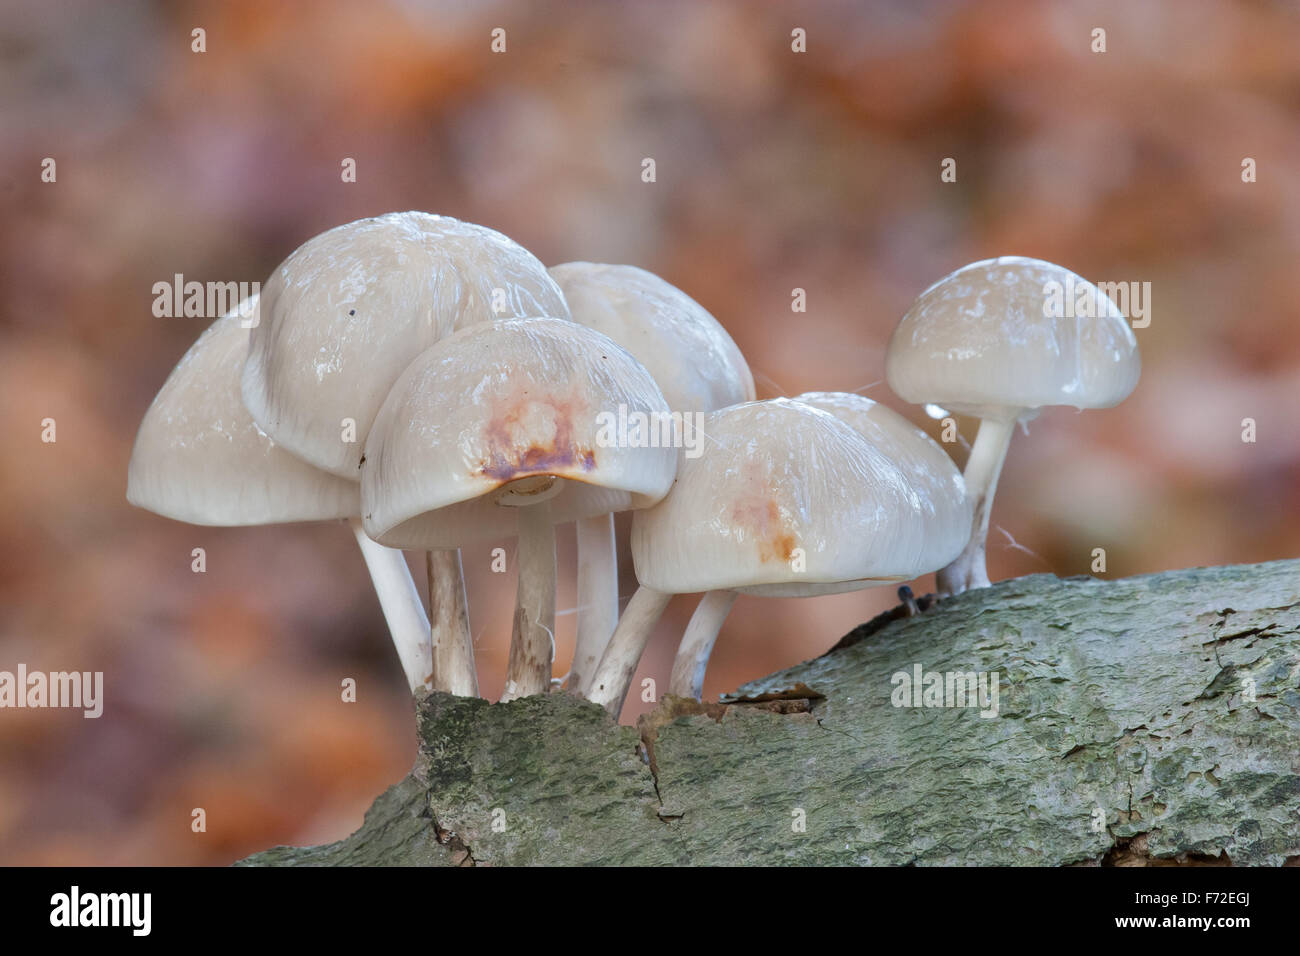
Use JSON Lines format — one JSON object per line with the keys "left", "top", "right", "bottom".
{"left": 636, "top": 694, "right": 818, "bottom": 822}
{"left": 1100, "top": 832, "right": 1232, "bottom": 867}
{"left": 431, "top": 810, "right": 478, "bottom": 866}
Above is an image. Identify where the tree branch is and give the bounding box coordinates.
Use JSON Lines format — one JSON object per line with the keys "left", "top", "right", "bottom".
{"left": 241, "top": 560, "right": 1300, "bottom": 866}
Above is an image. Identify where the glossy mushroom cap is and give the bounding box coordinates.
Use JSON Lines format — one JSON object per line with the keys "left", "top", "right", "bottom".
{"left": 362, "top": 317, "right": 677, "bottom": 549}
{"left": 242, "top": 212, "right": 569, "bottom": 479}
{"left": 885, "top": 256, "right": 1141, "bottom": 421}
{"left": 128, "top": 294, "right": 359, "bottom": 525}
{"left": 795, "top": 391, "right": 972, "bottom": 573}
{"left": 631, "top": 398, "right": 954, "bottom": 597}
{"left": 549, "top": 262, "right": 755, "bottom": 413}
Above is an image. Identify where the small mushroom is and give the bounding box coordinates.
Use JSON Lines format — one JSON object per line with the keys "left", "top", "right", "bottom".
{"left": 548, "top": 262, "right": 755, "bottom": 694}
{"left": 886, "top": 256, "right": 1140, "bottom": 596}
{"left": 586, "top": 398, "right": 967, "bottom": 716}
{"left": 669, "top": 391, "right": 972, "bottom": 701}
{"left": 361, "top": 317, "right": 677, "bottom": 701}
{"left": 241, "top": 212, "right": 568, "bottom": 694}
{"left": 127, "top": 296, "right": 436, "bottom": 694}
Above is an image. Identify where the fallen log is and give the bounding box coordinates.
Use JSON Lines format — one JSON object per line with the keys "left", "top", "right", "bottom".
{"left": 242, "top": 560, "right": 1300, "bottom": 866}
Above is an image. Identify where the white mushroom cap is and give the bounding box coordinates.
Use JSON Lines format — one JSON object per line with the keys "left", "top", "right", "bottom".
{"left": 362, "top": 317, "right": 677, "bottom": 550}
{"left": 630, "top": 398, "right": 945, "bottom": 597}
{"left": 242, "top": 212, "right": 570, "bottom": 479}
{"left": 128, "top": 294, "right": 359, "bottom": 525}
{"left": 795, "top": 391, "right": 971, "bottom": 574}
{"left": 886, "top": 256, "right": 1141, "bottom": 420}
{"left": 548, "top": 262, "right": 755, "bottom": 413}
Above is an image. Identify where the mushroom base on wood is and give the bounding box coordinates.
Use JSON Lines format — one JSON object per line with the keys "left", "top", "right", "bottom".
{"left": 241, "top": 558, "right": 1300, "bottom": 866}
{"left": 586, "top": 585, "right": 673, "bottom": 717}
{"left": 427, "top": 549, "right": 477, "bottom": 697}
{"left": 569, "top": 512, "right": 620, "bottom": 695}
{"left": 668, "top": 589, "right": 738, "bottom": 700}
{"left": 502, "top": 499, "right": 558, "bottom": 701}
{"left": 936, "top": 415, "right": 1017, "bottom": 597}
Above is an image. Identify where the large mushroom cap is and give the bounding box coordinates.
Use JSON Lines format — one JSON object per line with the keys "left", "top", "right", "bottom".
{"left": 128, "top": 294, "right": 360, "bottom": 525}
{"left": 362, "top": 317, "right": 677, "bottom": 550}
{"left": 631, "top": 398, "right": 943, "bottom": 596}
{"left": 885, "top": 256, "right": 1141, "bottom": 420}
{"left": 548, "top": 262, "right": 755, "bottom": 413}
{"left": 795, "top": 391, "right": 971, "bottom": 573}
{"left": 242, "top": 212, "right": 569, "bottom": 479}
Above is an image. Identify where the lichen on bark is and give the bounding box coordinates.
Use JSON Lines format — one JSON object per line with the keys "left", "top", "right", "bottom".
{"left": 240, "top": 559, "right": 1300, "bottom": 866}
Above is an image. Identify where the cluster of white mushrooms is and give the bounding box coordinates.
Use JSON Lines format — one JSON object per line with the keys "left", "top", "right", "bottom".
{"left": 128, "top": 213, "right": 1141, "bottom": 719}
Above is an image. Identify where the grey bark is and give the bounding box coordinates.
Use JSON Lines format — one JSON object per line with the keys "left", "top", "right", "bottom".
{"left": 241, "top": 560, "right": 1300, "bottom": 866}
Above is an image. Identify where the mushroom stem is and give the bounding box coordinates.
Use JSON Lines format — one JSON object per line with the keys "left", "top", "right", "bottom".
{"left": 348, "top": 517, "right": 433, "bottom": 694}
{"left": 426, "top": 549, "right": 478, "bottom": 697}
{"left": 586, "top": 585, "right": 673, "bottom": 717}
{"left": 668, "top": 589, "right": 738, "bottom": 700}
{"left": 503, "top": 500, "right": 557, "bottom": 700}
{"left": 936, "top": 415, "right": 1018, "bottom": 596}
{"left": 568, "top": 513, "right": 619, "bottom": 695}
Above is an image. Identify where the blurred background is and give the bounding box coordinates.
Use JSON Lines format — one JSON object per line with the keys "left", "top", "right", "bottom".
{"left": 2, "top": 0, "right": 1299, "bottom": 864}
